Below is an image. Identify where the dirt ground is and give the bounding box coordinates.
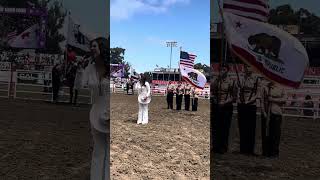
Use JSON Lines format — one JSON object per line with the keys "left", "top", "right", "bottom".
{"left": 2, "top": 93, "right": 318, "bottom": 179}
{"left": 111, "top": 94, "right": 210, "bottom": 179}
{"left": 212, "top": 113, "right": 320, "bottom": 180}
{"left": 0, "top": 99, "right": 92, "bottom": 180}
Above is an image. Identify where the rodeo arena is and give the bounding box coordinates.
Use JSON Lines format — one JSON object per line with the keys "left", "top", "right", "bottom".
{"left": 211, "top": 0, "right": 320, "bottom": 179}
{"left": 110, "top": 50, "right": 211, "bottom": 178}
{"left": 0, "top": 6, "right": 100, "bottom": 179}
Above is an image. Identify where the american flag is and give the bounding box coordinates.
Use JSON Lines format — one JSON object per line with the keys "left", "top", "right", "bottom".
{"left": 223, "top": 0, "right": 269, "bottom": 22}
{"left": 7, "top": 30, "right": 18, "bottom": 42}
{"left": 180, "top": 51, "right": 197, "bottom": 68}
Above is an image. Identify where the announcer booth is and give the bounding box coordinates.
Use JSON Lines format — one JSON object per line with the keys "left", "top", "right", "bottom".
{"left": 151, "top": 68, "right": 180, "bottom": 96}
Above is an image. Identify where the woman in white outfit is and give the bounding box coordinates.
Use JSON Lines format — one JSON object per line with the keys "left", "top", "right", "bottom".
{"left": 136, "top": 74, "right": 151, "bottom": 124}
{"left": 82, "top": 37, "right": 109, "bottom": 180}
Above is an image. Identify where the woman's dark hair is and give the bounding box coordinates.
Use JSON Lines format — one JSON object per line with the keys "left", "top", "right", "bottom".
{"left": 140, "top": 74, "right": 147, "bottom": 87}
{"left": 90, "top": 37, "right": 109, "bottom": 77}
{"left": 305, "top": 95, "right": 311, "bottom": 100}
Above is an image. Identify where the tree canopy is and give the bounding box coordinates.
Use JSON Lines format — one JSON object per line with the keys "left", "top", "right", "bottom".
{"left": 110, "top": 47, "right": 131, "bottom": 77}
{"left": 269, "top": 4, "right": 320, "bottom": 35}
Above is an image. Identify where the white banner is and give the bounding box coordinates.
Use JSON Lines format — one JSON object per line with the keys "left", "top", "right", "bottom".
{"left": 67, "top": 17, "right": 91, "bottom": 52}
{"left": 223, "top": 12, "right": 309, "bottom": 88}
{"left": 0, "top": 71, "right": 11, "bottom": 82}
{"left": 180, "top": 65, "right": 207, "bottom": 89}
{"left": 0, "top": 62, "right": 11, "bottom": 71}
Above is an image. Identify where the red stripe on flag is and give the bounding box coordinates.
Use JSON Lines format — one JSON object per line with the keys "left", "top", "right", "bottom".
{"left": 180, "top": 59, "right": 194, "bottom": 63}
{"left": 223, "top": 4, "right": 268, "bottom": 17}
{"left": 226, "top": 0, "right": 268, "bottom": 8}
{"left": 182, "top": 76, "right": 204, "bottom": 89}
{"left": 231, "top": 44, "right": 301, "bottom": 88}
{"left": 180, "top": 61, "right": 194, "bottom": 65}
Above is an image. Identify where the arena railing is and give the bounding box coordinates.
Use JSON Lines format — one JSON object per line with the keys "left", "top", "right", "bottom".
{"left": 110, "top": 83, "right": 210, "bottom": 99}
{"left": 0, "top": 70, "right": 11, "bottom": 98}
{"left": 231, "top": 99, "right": 320, "bottom": 119}
{"left": 14, "top": 70, "right": 92, "bottom": 104}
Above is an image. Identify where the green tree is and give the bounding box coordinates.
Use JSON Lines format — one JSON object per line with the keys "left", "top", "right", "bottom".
{"left": 110, "top": 47, "right": 132, "bottom": 77}
{"left": 194, "top": 63, "right": 210, "bottom": 81}
{"left": 269, "top": 4, "right": 320, "bottom": 35}
{"left": 44, "top": 1, "right": 66, "bottom": 54}
{"left": 110, "top": 47, "right": 125, "bottom": 64}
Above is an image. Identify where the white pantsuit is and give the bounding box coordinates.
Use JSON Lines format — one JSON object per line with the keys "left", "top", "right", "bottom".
{"left": 83, "top": 60, "right": 109, "bottom": 180}
{"left": 138, "top": 103, "right": 149, "bottom": 124}
{"left": 91, "top": 128, "right": 109, "bottom": 180}
{"left": 136, "top": 82, "right": 151, "bottom": 124}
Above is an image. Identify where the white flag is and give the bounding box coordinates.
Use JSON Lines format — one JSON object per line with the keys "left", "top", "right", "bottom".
{"left": 111, "top": 64, "right": 124, "bottom": 78}
{"left": 67, "top": 17, "right": 90, "bottom": 52}
{"left": 180, "top": 65, "right": 207, "bottom": 89}
{"left": 224, "top": 12, "right": 309, "bottom": 88}
{"left": 9, "top": 24, "right": 40, "bottom": 49}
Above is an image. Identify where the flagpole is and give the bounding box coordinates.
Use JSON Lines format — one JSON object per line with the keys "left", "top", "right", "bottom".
{"left": 65, "top": 10, "right": 71, "bottom": 77}
{"left": 179, "top": 46, "right": 182, "bottom": 82}
{"left": 217, "top": 0, "right": 244, "bottom": 103}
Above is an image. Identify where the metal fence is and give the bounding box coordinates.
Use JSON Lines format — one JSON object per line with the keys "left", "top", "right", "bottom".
{"left": 231, "top": 99, "right": 320, "bottom": 120}
{"left": 0, "top": 69, "right": 92, "bottom": 104}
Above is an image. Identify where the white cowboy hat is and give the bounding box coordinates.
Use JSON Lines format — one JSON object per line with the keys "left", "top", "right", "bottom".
{"left": 138, "top": 93, "right": 151, "bottom": 104}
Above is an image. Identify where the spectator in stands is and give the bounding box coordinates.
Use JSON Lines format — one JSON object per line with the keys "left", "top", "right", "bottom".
{"left": 290, "top": 94, "right": 298, "bottom": 106}
{"left": 303, "top": 95, "right": 314, "bottom": 116}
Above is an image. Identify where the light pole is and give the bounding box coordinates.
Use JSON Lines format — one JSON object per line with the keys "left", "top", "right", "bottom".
{"left": 166, "top": 41, "right": 177, "bottom": 71}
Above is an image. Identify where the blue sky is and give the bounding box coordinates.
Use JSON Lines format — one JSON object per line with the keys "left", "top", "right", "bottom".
{"left": 212, "top": 0, "right": 320, "bottom": 22}
{"left": 60, "top": 0, "right": 109, "bottom": 38}
{"left": 110, "top": 0, "right": 210, "bottom": 73}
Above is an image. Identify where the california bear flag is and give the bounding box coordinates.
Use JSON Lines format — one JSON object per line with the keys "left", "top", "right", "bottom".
{"left": 180, "top": 65, "right": 207, "bottom": 89}
{"left": 223, "top": 12, "right": 309, "bottom": 88}
{"left": 9, "top": 24, "right": 41, "bottom": 49}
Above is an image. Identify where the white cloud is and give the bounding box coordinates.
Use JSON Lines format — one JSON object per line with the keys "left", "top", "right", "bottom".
{"left": 111, "top": 0, "right": 190, "bottom": 21}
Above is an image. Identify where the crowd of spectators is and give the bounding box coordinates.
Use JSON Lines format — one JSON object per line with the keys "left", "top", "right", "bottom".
{"left": 0, "top": 51, "right": 63, "bottom": 71}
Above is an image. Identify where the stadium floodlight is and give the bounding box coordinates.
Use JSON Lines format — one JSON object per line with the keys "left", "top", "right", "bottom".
{"left": 166, "top": 41, "right": 177, "bottom": 81}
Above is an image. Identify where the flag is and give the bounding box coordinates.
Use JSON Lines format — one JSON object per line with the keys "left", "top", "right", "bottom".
{"left": 223, "top": 0, "right": 269, "bottom": 22}
{"left": 26, "top": 1, "right": 36, "bottom": 7}
{"left": 9, "top": 24, "right": 41, "bottom": 49}
{"left": 180, "top": 51, "right": 196, "bottom": 68}
{"left": 7, "top": 30, "right": 18, "bottom": 42}
{"left": 223, "top": 12, "right": 309, "bottom": 88}
{"left": 180, "top": 64, "right": 207, "bottom": 89}
{"left": 111, "top": 64, "right": 124, "bottom": 78}
{"left": 67, "top": 16, "right": 90, "bottom": 52}
{"left": 129, "top": 67, "right": 139, "bottom": 80}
